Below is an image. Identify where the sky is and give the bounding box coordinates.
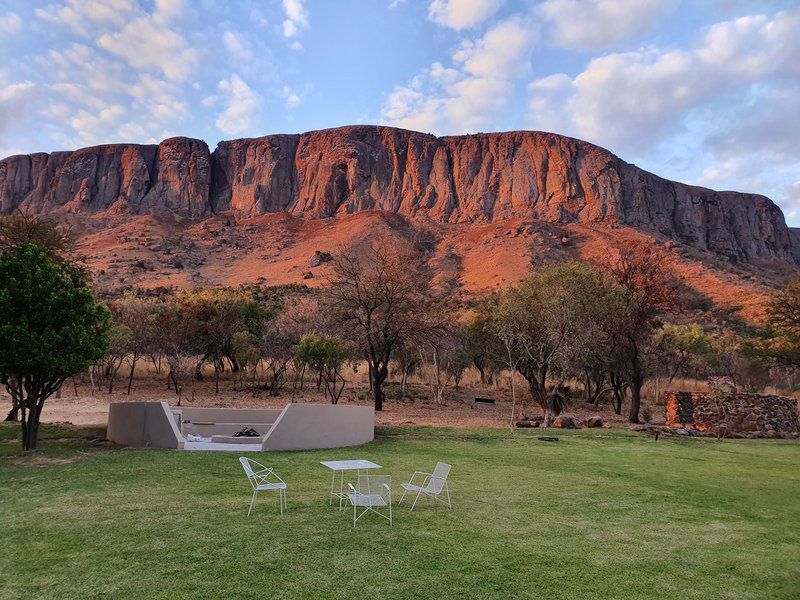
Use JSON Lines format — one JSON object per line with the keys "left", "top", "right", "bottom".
{"left": 0, "top": 0, "right": 798, "bottom": 222}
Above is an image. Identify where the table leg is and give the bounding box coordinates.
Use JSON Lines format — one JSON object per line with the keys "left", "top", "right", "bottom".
{"left": 330, "top": 470, "right": 336, "bottom": 505}
{"left": 339, "top": 470, "right": 345, "bottom": 511}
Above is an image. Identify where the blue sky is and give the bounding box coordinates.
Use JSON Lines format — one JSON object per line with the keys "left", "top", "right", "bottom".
{"left": 1, "top": 0, "right": 798, "bottom": 222}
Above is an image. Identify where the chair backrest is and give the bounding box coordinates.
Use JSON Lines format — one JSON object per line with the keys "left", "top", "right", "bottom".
{"left": 240, "top": 457, "right": 269, "bottom": 488}
{"left": 356, "top": 474, "right": 391, "bottom": 505}
{"left": 428, "top": 462, "right": 451, "bottom": 494}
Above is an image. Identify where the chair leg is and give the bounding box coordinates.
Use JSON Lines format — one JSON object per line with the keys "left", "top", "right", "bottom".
{"left": 410, "top": 488, "right": 423, "bottom": 511}
{"left": 248, "top": 490, "right": 257, "bottom": 516}
{"left": 445, "top": 483, "right": 451, "bottom": 509}
{"left": 397, "top": 487, "right": 408, "bottom": 505}
{"left": 279, "top": 490, "right": 283, "bottom": 515}
{"left": 353, "top": 504, "right": 357, "bottom": 528}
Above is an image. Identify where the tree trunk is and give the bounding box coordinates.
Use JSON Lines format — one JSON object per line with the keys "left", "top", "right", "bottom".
{"left": 126, "top": 359, "right": 137, "bottom": 395}
{"left": 509, "top": 370, "right": 517, "bottom": 430}
{"left": 20, "top": 403, "right": 43, "bottom": 451}
{"left": 544, "top": 406, "right": 554, "bottom": 427}
{"left": 474, "top": 357, "right": 486, "bottom": 385}
{"left": 371, "top": 362, "right": 387, "bottom": 411}
{"left": 4, "top": 402, "right": 19, "bottom": 421}
{"left": 628, "top": 375, "right": 643, "bottom": 423}
{"left": 613, "top": 390, "right": 623, "bottom": 415}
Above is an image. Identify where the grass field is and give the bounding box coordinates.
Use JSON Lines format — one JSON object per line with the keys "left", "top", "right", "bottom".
{"left": 1, "top": 423, "right": 798, "bottom": 599}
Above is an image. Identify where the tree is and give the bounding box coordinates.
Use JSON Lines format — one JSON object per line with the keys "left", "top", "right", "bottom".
{"left": 744, "top": 274, "right": 800, "bottom": 369}
{"left": 0, "top": 212, "right": 75, "bottom": 257}
{"left": 175, "top": 288, "right": 270, "bottom": 393}
{"left": 486, "top": 262, "right": 615, "bottom": 425}
{"left": 231, "top": 331, "right": 261, "bottom": 392}
{"left": 597, "top": 240, "right": 680, "bottom": 423}
{"left": 1, "top": 215, "right": 79, "bottom": 421}
{"left": 153, "top": 299, "right": 200, "bottom": 405}
{"left": 0, "top": 244, "right": 110, "bottom": 450}
{"left": 463, "top": 308, "right": 499, "bottom": 386}
{"left": 661, "top": 323, "right": 713, "bottom": 383}
{"left": 420, "top": 323, "right": 471, "bottom": 404}
{"left": 110, "top": 296, "right": 161, "bottom": 395}
{"left": 324, "top": 242, "right": 440, "bottom": 411}
{"left": 293, "top": 334, "right": 352, "bottom": 404}
{"left": 92, "top": 324, "right": 132, "bottom": 394}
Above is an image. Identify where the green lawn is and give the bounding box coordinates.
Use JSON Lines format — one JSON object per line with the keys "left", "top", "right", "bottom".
{"left": 1, "top": 423, "right": 798, "bottom": 600}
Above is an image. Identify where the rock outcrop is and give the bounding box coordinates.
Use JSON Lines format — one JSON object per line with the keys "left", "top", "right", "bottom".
{"left": 1, "top": 126, "right": 795, "bottom": 263}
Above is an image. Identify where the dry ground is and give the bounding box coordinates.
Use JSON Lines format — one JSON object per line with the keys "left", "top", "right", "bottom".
{"left": 6, "top": 364, "right": 681, "bottom": 430}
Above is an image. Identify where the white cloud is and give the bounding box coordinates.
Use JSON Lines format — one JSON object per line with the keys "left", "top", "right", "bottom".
{"left": 6, "top": 0, "right": 206, "bottom": 150}
{"left": 282, "top": 0, "right": 308, "bottom": 38}
{"left": 283, "top": 85, "right": 301, "bottom": 108}
{"left": 0, "top": 12, "right": 22, "bottom": 34}
{"left": 97, "top": 17, "right": 197, "bottom": 82}
{"left": 215, "top": 74, "right": 262, "bottom": 136}
{"left": 153, "top": 0, "right": 186, "bottom": 23}
{"left": 527, "top": 7, "right": 800, "bottom": 217}
{"left": 382, "top": 17, "right": 534, "bottom": 133}
{"left": 536, "top": 0, "right": 673, "bottom": 50}
{"left": 223, "top": 30, "right": 253, "bottom": 61}
{"left": 428, "top": 0, "right": 504, "bottom": 30}
{"left": 69, "top": 104, "right": 126, "bottom": 144}
{"left": 528, "top": 8, "right": 800, "bottom": 154}
{"left": 35, "top": 0, "right": 136, "bottom": 37}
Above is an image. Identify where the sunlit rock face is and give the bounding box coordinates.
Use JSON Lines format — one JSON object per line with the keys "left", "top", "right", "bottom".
{"left": 0, "top": 125, "right": 795, "bottom": 263}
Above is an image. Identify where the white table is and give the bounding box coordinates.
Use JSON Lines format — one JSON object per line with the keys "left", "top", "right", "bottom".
{"left": 320, "top": 460, "right": 382, "bottom": 510}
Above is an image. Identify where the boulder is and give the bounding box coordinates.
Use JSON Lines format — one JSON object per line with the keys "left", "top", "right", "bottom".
{"left": 309, "top": 250, "right": 333, "bottom": 267}
{"left": 553, "top": 413, "right": 579, "bottom": 429}
{"left": 586, "top": 415, "right": 604, "bottom": 428}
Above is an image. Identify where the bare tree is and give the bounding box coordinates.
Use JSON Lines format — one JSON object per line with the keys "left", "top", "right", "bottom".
{"left": 324, "top": 242, "right": 440, "bottom": 411}
{"left": 0, "top": 211, "right": 76, "bottom": 257}
{"left": 91, "top": 324, "right": 131, "bottom": 394}
{"left": 597, "top": 240, "right": 680, "bottom": 423}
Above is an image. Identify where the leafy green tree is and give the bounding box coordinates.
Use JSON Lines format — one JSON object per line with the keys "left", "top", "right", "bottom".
{"left": 744, "top": 275, "right": 800, "bottom": 369}
{"left": 661, "top": 323, "right": 713, "bottom": 382}
{"left": 483, "top": 262, "right": 616, "bottom": 425}
{"left": 293, "top": 334, "right": 352, "bottom": 404}
{"left": 463, "top": 308, "right": 500, "bottom": 385}
{"left": 174, "top": 288, "right": 270, "bottom": 393}
{"left": 231, "top": 331, "right": 261, "bottom": 392}
{"left": 0, "top": 244, "right": 110, "bottom": 450}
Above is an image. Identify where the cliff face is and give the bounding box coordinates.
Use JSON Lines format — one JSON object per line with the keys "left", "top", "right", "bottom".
{"left": 0, "top": 125, "right": 794, "bottom": 262}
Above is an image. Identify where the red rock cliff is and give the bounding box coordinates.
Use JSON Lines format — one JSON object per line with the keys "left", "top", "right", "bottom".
{"left": 0, "top": 125, "right": 794, "bottom": 262}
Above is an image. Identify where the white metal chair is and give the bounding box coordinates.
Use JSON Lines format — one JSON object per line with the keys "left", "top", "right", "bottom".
{"left": 239, "top": 457, "right": 287, "bottom": 516}
{"left": 398, "top": 461, "right": 451, "bottom": 510}
{"left": 347, "top": 474, "right": 392, "bottom": 527}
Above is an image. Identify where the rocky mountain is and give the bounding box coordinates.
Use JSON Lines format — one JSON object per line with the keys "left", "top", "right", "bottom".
{"left": 0, "top": 126, "right": 795, "bottom": 264}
